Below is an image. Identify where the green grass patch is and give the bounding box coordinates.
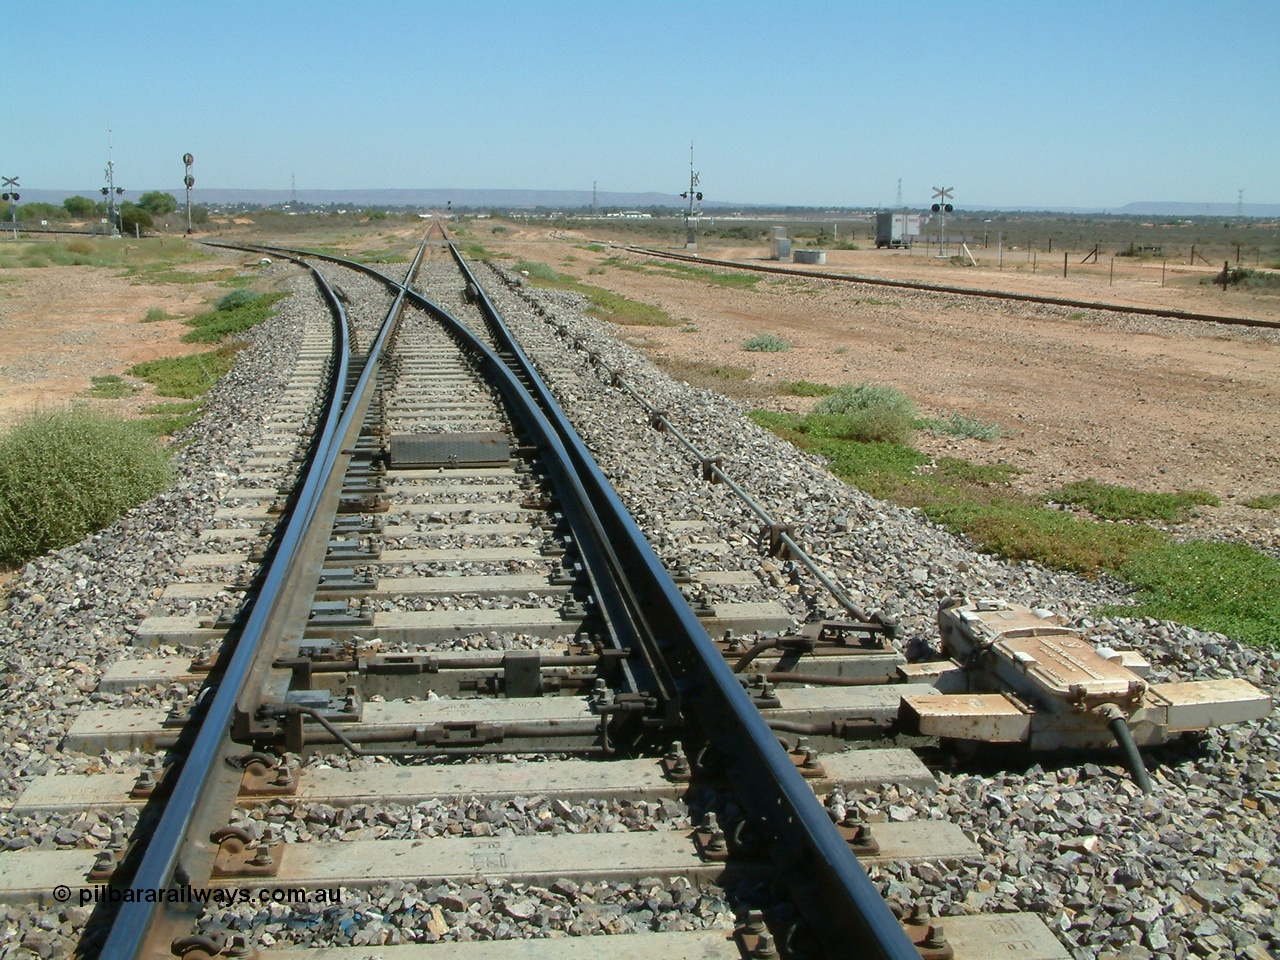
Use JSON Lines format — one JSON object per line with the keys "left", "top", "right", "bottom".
{"left": 181, "top": 292, "right": 286, "bottom": 344}
{"left": 1241, "top": 493, "right": 1280, "bottom": 510}
{"left": 1103, "top": 541, "right": 1280, "bottom": 648}
{"left": 515, "top": 260, "right": 566, "bottom": 284}
{"left": 1052, "top": 479, "right": 1219, "bottom": 523}
{"left": 0, "top": 407, "right": 172, "bottom": 567}
{"left": 744, "top": 333, "right": 790, "bottom": 352}
{"left": 126, "top": 264, "right": 244, "bottom": 286}
{"left": 920, "top": 412, "right": 1008, "bottom": 441}
{"left": 639, "top": 260, "right": 761, "bottom": 289}
{"left": 751, "top": 409, "right": 1277, "bottom": 645}
{"left": 706, "top": 365, "right": 753, "bottom": 380}
{"left": 515, "top": 260, "right": 673, "bottom": 325}
{"left": 142, "top": 307, "right": 176, "bottom": 323}
{"left": 360, "top": 249, "right": 409, "bottom": 264}
{"left": 137, "top": 400, "right": 205, "bottom": 436}
{"left": 129, "top": 345, "right": 244, "bottom": 399}
{"left": 583, "top": 286, "right": 673, "bottom": 325}
{"left": 457, "top": 242, "right": 490, "bottom": 259}
{"left": 578, "top": 244, "right": 605, "bottom": 253}
{"left": 600, "top": 257, "right": 648, "bottom": 273}
{"left": 85, "top": 375, "right": 138, "bottom": 399}
{"left": 778, "top": 380, "right": 837, "bottom": 397}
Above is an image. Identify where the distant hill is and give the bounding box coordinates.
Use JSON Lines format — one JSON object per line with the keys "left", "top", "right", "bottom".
{"left": 1119, "top": 201, "right": 1280, "bottom": 218}
{"left": 16, "top": 188, "right": 1280, "bottom": 217}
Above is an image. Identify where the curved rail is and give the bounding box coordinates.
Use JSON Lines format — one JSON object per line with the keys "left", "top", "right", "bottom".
{"left": 115, "top": 233, "right": 921, "bottom": 960}
{"left": 624, "top": 244, "right": 1280, "bottom": 330}
{"left": 448, "top": 244, "right": 918, "bottom": 959}
{"left": 100, "top": 240, "right": 428, "bottom": 960}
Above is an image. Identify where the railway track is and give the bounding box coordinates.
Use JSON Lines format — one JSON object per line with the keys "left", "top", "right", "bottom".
{"left": 0, "top": 228, "right": 1272, "bottom": 960}
{"left": 618, "top": 245, "right": 1280, "bottom": 331}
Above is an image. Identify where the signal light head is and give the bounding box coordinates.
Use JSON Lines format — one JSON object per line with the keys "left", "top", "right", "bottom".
{"left": 931, "top": 203, "right": 940, "bottom": 212}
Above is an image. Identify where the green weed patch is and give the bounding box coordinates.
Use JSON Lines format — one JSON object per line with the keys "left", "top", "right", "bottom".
{"left": 514, "top": 260, "right": 672, "bottom": 325}
{"left": 750, "top": 409, "right": 1277, "bottom": 645}
{"left": 1052, "top": 479, "right": 1219, "bottom": 523}
{"left": 129, "top": 345, "right": 244, "bottom": 399}
{"left": 181, "top": 292, "right": 286, "bottom": 344}
{"left": 85, "top": 375, "right": 138, "bottom": 399}
{"left": 0, "top": 407, "right": 172, "bottom": 566}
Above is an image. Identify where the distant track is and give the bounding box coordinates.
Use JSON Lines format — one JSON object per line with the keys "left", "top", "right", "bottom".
{"left": 624, "top": 244, "right": 1280, "bottom": 331}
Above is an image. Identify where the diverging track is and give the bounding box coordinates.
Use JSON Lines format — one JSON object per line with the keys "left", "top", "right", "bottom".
{"left": 4, "top": 228, "right": 1205, "bottom": 960}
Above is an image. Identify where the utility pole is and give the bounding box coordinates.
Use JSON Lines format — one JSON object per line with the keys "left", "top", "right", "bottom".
{"left": 680, "top": 142, "right": 702, "bottom": 249}
{"left": 592, "top": 181, "right": 598, "bottom": 215}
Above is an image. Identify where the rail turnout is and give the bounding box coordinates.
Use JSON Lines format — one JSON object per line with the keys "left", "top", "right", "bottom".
{"left": 1, "top": 227, "right": 1270, "bottom": 960}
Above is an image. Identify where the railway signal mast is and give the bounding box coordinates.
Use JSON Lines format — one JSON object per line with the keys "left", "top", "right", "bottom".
{"left": 101, "top": 162, "right": 124, "bottom": 236}
{"left": 183, "top": 154, "right": 195, "bottom": 234}
{"left": 1, "top": 176, "right": 18, "bottom": 239}
{"left": 931, "top": 185, "right": 954, "bottom": 257}
{"left": 680, "top": 142, "right": 703, "bottom": 249}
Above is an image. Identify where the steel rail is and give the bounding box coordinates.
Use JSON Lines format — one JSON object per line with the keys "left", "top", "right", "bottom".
{"left": 166, "top": 235, "right": 917, "bottom": 959}
{"left": 99, "top": 241, "right": 428, "bottom": 960}
{"left": 623, "top": 244, "right": 1280, "bottom": 330}
{"left": 449, "top": 245, "right": 919, "bottom": 959}
{"left": 267, "top": 245, "right": 669, "bottom": 712}
{"left": 506, "top": 281, "right": 882, "bottom": 626}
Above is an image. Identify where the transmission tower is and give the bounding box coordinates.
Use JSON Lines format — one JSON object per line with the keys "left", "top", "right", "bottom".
{"left": 895, "top": 178, "right": 903, "bottom": 210}
{"left": 1238, "top": 188, "right": 1244, "bottom": 220}
{"left": 592, "top": 181, "right": 598, "bottom": 215}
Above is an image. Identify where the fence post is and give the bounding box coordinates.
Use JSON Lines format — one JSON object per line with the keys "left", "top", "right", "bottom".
{"left": 1222, "top": 261, "right": 1229, "bottom": 292}
{"left": 1110, "top": 257, "right": 1114, "bottom": 285}
{"left": 1161, "top": 260, "right": 1166, "bottom": 287}
{"left": 1063, "top": 251, "right": 1068, "bottom": 278}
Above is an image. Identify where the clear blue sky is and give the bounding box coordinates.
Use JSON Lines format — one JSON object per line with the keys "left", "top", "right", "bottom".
{"left": 3, "top": 0, "right": 1276, "bottom": 209}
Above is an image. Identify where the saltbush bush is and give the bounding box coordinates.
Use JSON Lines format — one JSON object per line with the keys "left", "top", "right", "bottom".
{"left": 803, "top": 382, "right": 917, "bottom": 444}
{"left": 743, "top": 333, "right": 790, "bottom": 352}
{"left": 0, "top": 407, "right": 172, "bottom": 567}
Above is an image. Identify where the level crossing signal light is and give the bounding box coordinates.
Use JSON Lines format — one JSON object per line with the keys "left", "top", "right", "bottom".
{"left": 931, "top": 202, "right": 953, "bottom": 212}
